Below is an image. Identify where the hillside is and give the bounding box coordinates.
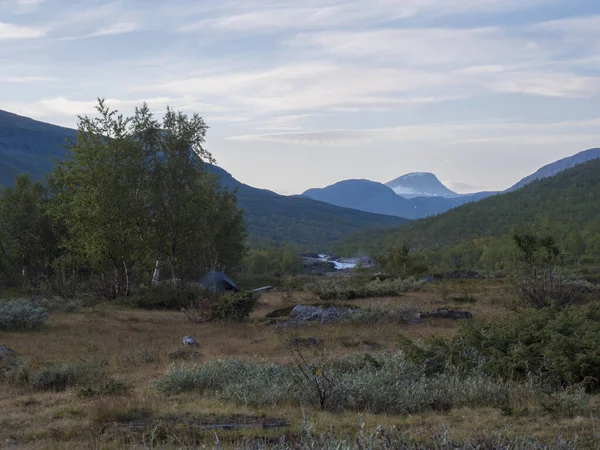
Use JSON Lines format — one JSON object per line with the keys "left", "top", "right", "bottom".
{"left": 303, "top": 178, "right": 497, "bottom": 219}
{"left": 339, "top": 158, "right": 600, "bottom": 255}
{"left": 206, "top": 166, "right": 407, "bottom": 247}
{"left": 0, "top": 110, "right": 76, "bottom": 186}
{"left": 0, "top": 110, "right": 406, "bottom": 248}
{"left": 508, "top": 148, "right": 600, "bottom": 191}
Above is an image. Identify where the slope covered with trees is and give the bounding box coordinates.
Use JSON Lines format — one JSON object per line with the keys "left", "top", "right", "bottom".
{"left": 339, "top": 158, "right": 600, "bottom": 271}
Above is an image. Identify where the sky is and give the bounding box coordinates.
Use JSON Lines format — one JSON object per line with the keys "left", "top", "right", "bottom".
{"left": 1, "top": 0, "right": 600, "bottom": 195}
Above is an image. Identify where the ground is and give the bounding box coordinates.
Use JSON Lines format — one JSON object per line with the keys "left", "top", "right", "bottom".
{"left": 0, "top": 280, "right": 599, "bottom": 449}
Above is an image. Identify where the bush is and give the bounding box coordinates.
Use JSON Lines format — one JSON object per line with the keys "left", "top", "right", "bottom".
{"left": 424, "top": 303, "right": 600, "bottom": 390}
{"left": 0, "top": 299, "right": 49, "bottom": 330}
{"left": 6, "top": 362, "right": 108, "bottom": 391}
{"left": 157, "top": 353, "right": 508, "bottom": 414}
{"left": 126, "top": 285, "right": 204, "bottom": 310}
{"left": 213, "top": 291, "right": 257, "bottom": 322}
{"left": 305, "top": 277, "right": 424, "bottom": 301}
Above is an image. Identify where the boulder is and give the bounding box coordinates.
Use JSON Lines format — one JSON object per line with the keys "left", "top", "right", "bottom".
{"left": 0, "top": 346, "right": 16, "bottom": 360}
{"left": 289, "top": 305, "right": 354, "bottom": 323}
{"left": 182, "top": 336, "right": 200, "bottom": 347}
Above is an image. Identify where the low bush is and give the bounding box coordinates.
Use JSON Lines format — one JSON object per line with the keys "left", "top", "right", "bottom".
{"left": 213, "top": 291, "right": 257, "bottom": 322}
{"left": 305, "top": 277, "right": 424, "bottom": 301}
{"left": 6, "top": 362, "right": 108, "bottom": 391}
{"left": 0, "top": 299, "right": 49, "bottom": 330}
{"left": 157, "top": 353, "right": 508, "bottom": 414}
{"left": 77, "top": 378, "right": 131, "bottom": 397}
{"left": 419, "top": 302, "right": 600, "bottom": 390}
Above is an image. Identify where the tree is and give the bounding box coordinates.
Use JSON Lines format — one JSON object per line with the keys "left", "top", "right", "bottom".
{"left": 0, "top": 174, "right": 58, "bottom": 286}
{"left": 511, "top": 227, "right": 573, "bottom": 308}
{"left": 50, "top": 99, "right": 246, "bottom": 296}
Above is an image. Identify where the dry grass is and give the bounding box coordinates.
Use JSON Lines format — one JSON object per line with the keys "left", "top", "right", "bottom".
{"left": 1, "top": 280, "right": 599, "bottom": 448}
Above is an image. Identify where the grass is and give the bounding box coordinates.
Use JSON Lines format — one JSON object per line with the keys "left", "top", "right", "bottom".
{"left": 0, "top": 279, "right": 599, "bottom": 448}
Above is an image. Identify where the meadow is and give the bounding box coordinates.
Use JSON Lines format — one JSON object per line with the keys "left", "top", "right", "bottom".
{"left": 1, "top": 279, "right": 599, "bottom": 449}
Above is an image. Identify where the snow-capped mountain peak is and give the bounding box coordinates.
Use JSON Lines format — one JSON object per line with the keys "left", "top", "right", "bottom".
{"left": 385, "top": 172, "right": 459, "bottom": 199}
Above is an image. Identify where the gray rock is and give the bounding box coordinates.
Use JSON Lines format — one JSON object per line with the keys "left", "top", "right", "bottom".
{"left": 182, "top": 336, "right": 200, "bottom": 347}
{"left": 289, "top": 305, "right": 355, "bottom": 323}
{"left": 0, "top": 346, "right": 16, "bottom": 359}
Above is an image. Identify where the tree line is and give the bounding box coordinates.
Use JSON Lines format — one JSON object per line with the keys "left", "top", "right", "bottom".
{"left": 0, "top": 100, "right": 246, "bottom": 297}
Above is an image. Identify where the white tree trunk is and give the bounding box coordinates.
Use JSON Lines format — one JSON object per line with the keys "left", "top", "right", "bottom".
{"left": 152, "top": 259, "right": 161, "bottom": 287}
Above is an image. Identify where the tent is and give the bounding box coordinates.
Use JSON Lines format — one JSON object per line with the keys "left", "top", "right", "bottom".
{"left": 199, "top": 271, "right": 240, "bottom": 293}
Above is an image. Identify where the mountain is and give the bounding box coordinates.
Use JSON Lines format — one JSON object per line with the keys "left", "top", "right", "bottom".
{"left": 385, "top": 172, "right": 459, "bottom": 198}
{"left": 508, "top": 148, "right": 600, "bottom": 191}
{"left": 0, "top": 110, "right": 406, "bottom": 248}
{"left": 0, "top": 110, "right": 76, "bottom": 187}
{"left": 303, "top": 179, "right": 497, "bottom": 219}
{"left": 338, "top": 158, "right": 600, "bottom": 256}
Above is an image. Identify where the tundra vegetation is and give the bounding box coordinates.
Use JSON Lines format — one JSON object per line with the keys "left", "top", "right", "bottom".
{"left": 1, "top": 102, "right": 600, "bottom": 448}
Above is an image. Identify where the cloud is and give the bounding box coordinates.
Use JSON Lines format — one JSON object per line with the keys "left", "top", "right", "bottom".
{"left": 0, "top": 22, "right": 46, "bottom": 39}
{"left": 0, "top": 75, "right": 54, "bottom": 82}
{"left": 228, "top": 118, "right": 600, "bottom": 146}
{"left": 180, "top": 0, "right": 554, "bottom": 33}
{"left": 59, "top": 22, "right": 138, "bottom": 40}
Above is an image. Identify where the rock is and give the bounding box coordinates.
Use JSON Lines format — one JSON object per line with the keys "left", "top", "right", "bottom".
{"left": 182, "top": 336, "right": 199, "bottom": 347}
{"left": 289, "top": 305, "right": 355, "bottom": 323}
{"left": 445, "top": 270, "right": 482, "bottom": 280}
{"left": 0, "top": 346, "right": 16, "bottom": 359}
{"left": 419, "top": 309, "right": 473, "bottom": 320}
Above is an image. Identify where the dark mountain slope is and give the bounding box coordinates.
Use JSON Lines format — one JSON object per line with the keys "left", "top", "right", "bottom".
{"left": 0, "top": 109, "right": 76, "bottom": 186}
{"left": 206, "top": 166, "right": 408, "bottom": 247}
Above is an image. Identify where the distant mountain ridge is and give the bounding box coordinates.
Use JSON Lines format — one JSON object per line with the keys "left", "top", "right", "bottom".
{"left": 385, "top": 172, "right": 459, "bottom": 198}
{"left": 0, "top": 109, "right": 406, "bottom": 248}
{"left": 302, "top": 147, "right": 600, "bottom": 220}
{"left": 508, "top": 148, "right": 600, "bottom": 191}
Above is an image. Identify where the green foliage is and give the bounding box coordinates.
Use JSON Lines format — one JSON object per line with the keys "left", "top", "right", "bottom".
{"left": 44, "top": 99, "right": 246, "bottom": 297}
{"left": 0, "top": 299, "right": 49, "bottom": 330}
{"left": 0, "top": 174, "right": 59, "bottom": 287}
{"left": 375, "top": 242, "right": 428, "bottom": 277}
{"left": 432, "top": 303, "right": 600, "bottom": 389}
{"left": 214, "top": 291, "right": 257, "bottom": 322}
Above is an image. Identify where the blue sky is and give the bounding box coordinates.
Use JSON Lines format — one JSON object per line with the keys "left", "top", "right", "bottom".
{"left": 1, "top": 0, "right": 599, "bottom": 194}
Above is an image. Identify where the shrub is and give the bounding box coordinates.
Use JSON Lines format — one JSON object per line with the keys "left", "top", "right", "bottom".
{"left": 126, "top": 285, "right": 204, "bottom": 310}
{"left": 305, "top": 277, "right": 424, "bottom": 301}
{"left": 157, "top": 353, "right": 508, "bottom": 414}
{"left": 425, "top": 303, "right": 600, "bottom": 390}
{"left": 213, "top": 291, "right": 257, "bottom": 322}
{"left": 0, "top": 299, "right": 49, "bottom": 330}
{"left": 7, "top": 362, "right": 108, "bottom": 391}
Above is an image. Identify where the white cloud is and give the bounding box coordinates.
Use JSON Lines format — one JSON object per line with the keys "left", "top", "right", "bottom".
{"left": 0, "top": 22, "right": 45, "bottom": 39}
{"left": 88, "top": 22, "right": 138, "bottom": 37}
{"left": 229, "top": 118, "right": 600, "bottom": 146}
